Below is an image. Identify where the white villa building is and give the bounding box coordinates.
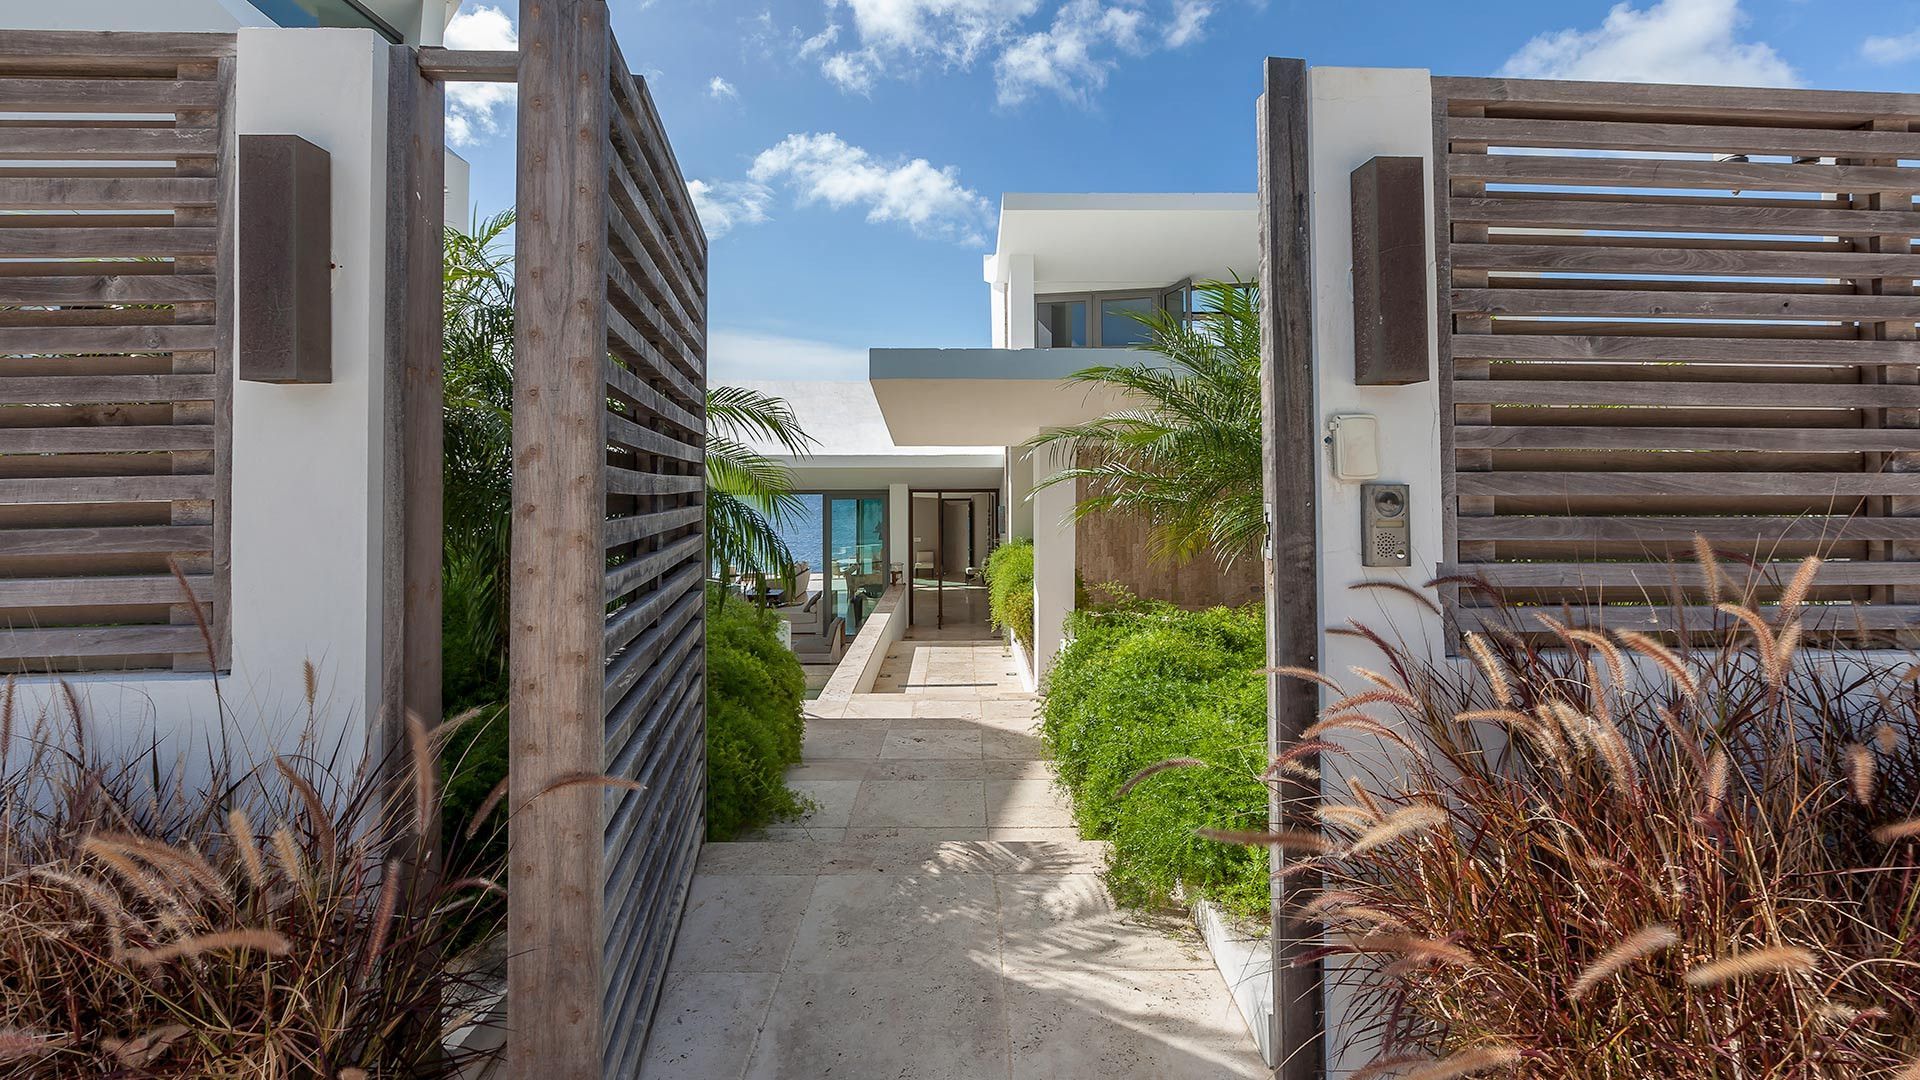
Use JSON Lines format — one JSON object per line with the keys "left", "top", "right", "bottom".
{"left": 750, "top": 193, "right": 1262, "bottom": 682}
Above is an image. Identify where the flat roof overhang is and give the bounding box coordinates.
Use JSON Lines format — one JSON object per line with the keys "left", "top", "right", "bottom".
{"left": 869, "top": 347, "right": 1142, "bottom": 446}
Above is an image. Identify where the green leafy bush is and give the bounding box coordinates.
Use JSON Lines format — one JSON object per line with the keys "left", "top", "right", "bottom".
{"left": 706, "top": 588, "right": 808, "bottom": 840}
{"left": 985, "top": 539, "right": 1036, "bottom": 650}
{"left": 1040, "top": 600, "right": 1269, "bottom": 916}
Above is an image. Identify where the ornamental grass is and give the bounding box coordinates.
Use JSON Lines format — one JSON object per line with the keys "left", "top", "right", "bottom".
{"left": 0, "top": 672, "right": 506, "bottom": 1078}
{"left": 1198, "top": 552, "right": 1920, "bottom": 1079}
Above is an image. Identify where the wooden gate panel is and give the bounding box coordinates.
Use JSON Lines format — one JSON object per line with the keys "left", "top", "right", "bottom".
{"left": 509, "top": 6, "right": 707, "bottom": 1075}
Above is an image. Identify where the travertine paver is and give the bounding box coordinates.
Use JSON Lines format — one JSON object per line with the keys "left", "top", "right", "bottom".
{"left": 640, "top": 635, "right": 1264, "bottom": 1079}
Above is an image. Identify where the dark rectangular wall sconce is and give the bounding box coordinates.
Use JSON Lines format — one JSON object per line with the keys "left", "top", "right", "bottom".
{"left": 238, "top": 134, "right": 332, "bottom": 383}
{"left": 1350, "top": 155, "right": 1430, "bottom": 386}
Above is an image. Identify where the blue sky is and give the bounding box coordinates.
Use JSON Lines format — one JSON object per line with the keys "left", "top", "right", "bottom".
{"left": 441, "top": 0, "right": 1920, "bottom": 380}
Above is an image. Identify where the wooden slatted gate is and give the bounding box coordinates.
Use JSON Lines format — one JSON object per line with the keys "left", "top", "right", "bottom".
{"left": 1433, "top": 76, "right": 1920, "bottom": 639}
{"left": 507, "top": 3, "right": 708, "bottom": 1076}
{"left": 0, "top": 33, "right": 233, "bottom": 671}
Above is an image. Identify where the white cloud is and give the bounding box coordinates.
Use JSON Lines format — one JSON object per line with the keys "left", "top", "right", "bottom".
{"left": 822, "top": 49, "right": 882, "bottom": 93}
{"left": 687, "top": 179, "right": 773, "bottom": 238}
{"left": 444, "top": 4, "right": 518, "bottom": 146}
{"left": 708, "top": 75, "right": 739, "bottom": 99}
{"left": 748, "top": 132, "right": 992, "bottom": 244}
{"left": 1863, "top": 29, "right": 1920, "bottom": 64}
{"left": 1165, "top": 0, "right": 1211, "bottom": 47}
{"left": 995, "top": 0, "right": 1147, "bottom": 106}
{"left": 800, "top": 0, "right": 1193, "bottom": 106}
{"left": 830, "top": 0, "right": 1042, "bottom": 65}
{"left": 1498, "top": 0, "right": 1797, "bottom": 87}
{"left": 709, "top": 329, "right": 868, "bottom": 381}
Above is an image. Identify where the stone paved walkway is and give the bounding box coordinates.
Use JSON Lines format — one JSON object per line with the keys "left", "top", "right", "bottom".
{"left": 638, "top": 636, "right": 1265, "bottom": 1079}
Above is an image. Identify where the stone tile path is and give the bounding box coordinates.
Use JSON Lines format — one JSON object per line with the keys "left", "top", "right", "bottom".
{"left": 639, "top": 636, "right": 1265, "bottom": 1079}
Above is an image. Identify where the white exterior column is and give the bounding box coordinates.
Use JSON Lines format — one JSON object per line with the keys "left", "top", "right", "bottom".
{"left": 1030, "top": 446, "right": 1076, "bottom": 682}
{"left": 887, "top": 482, "right": 910, "bottom": 587}
{"left": 1007, "top": 446, "right": 1035, "bottom": 540}
{"left": 1303, "top": 66, "right": 1444, "bottom": 1078}
{"left": 1006, "top": 253, "right": 1037, "bottom": 349}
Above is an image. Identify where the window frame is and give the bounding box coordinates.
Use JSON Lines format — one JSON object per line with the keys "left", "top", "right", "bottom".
{"left": 1035, "top": 284, "right": 1183, "bottom": 348}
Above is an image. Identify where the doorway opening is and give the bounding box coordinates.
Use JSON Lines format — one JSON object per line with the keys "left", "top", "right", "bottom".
{"left": 907, "top": 489, "right": 1000, "bottom": 632}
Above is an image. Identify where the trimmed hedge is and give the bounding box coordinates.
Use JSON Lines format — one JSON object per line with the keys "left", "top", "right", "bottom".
{"left": 1039, "top": 600, "right": 1269, "bottom": 916}
{"left": 706, "top": 587, "right": 808, "bottom": 840}
{"left": 985, "top": 538, "right": 1035, "bottom": 651}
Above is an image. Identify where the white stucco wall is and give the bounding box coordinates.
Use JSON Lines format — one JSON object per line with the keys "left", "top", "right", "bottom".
{"left": 1031, "top": 446, "right": 1077, "bottom": 682}
{"left": 14, "top": 29, "right": 401, "bottom": 766}
{"left": 1302, "top": 66, "right": 1446, "bottom": 1076}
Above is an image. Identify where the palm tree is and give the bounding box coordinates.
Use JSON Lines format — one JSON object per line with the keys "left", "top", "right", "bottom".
{"left": 706, "top": 385, "right": 814, "bottom": 589}
{"left": 441, "top": 210, "right": 517, "bottom": 710}
{"left": 1025, "top": 279, "right": 1264, "bottom": 567}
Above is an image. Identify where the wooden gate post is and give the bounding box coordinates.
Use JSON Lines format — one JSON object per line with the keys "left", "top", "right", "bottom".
{"left": 1257, "top": 56, "right": 1326, "bottom": 1080}
{"left": 507, "top": 0, "right": 612, "bottom": 1075}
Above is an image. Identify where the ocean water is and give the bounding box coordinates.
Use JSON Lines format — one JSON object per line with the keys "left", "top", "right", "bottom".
{"left": 773, "top": 494, "right": 876, "bottom": 574}
{"left": 777, "top": 494, "right": 824, "bottom": 570}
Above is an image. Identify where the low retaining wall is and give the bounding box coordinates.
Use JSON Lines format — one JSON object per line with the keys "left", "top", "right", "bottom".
{"left": 1193, "top": 899, "right": 1276, "bottom": 1066}
{"left": 817, "top": 586, "right": 905, "bottom": 701}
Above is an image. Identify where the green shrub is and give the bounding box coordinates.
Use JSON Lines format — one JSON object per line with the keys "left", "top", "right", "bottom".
{"left": 1040, "top": 600, "right": 1269, "bottom": 916}
{"left": 985, "top": 539, "right": 1036, "bottom": 650}
{"left": 706, "top": 587, "right": 808, "bottom": 840}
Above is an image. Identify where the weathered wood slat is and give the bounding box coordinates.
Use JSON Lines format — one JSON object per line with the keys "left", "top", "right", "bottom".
{"left": 606, "top": 410, "right": 702, "bottom": 463}
{"left": 602, "top": 212, "right": 702, "bottom": 354}
{"left": 1454, "top": 287, "right": 1920, "bottom": 322}
{"left": 605, "top": 464, "right": 703, "bottom": 498}
{"left": 603, "top": 254, "right": 702, "bottom": 379}
{"left": 1451, "top": 333, "right": 1920, "bottom": 365}
{"left": 1445, "top": 115, "right": 1920, "bottom": 159}
{"left": 604, "top": 158, "right": 702, "bottom": 331}
{"left": 0, "top": 524, "right": 212, "bottom": 556}
{"left": 605, "top": 103, "right": 703, "bottom": 295}
{"left": 1457, "top": 472, "right": 1920, "bottom": 497}
{"left": 1448, "top": 153, "right": 1920, "bottom": 194}
{"left": 1454, "top": 380, "right": 1920, "bottom": 408}
{"left": 0, "top": 474, "right": 211, "bottom": 504}
{"left": 0, "top": 177, "right": 218, "bottom": 211}
{"left": 1456, "top": 425, "right": 1920, "bottom": 452}
{"left": 603, "top": 505, "right": 703, "bottom": 549}
{"left": 1450, "top": 242, "right": 1920, "bottom": 280}
{"left": 0, "top": 424, "right": 213, "bottom": 453}
{"left": 603, "top": 532, "right": 704, "bottom": 601}
{"left": 0, "top": 273, "right": 214, "bottom": 305}
{"left": 1452, "top": 196, "right": 1920, "bottom": 238}
{"left": 606, "top": 58, "right": 705, "bottom": 262}
{"left": 603, "top": 358, "right": 701, "bottom": 437}
{"left": 1441, "top": 560, "right": 1920, "bottom": 589}
{"left": 1435, "top": 76, "right": 1920, "bottom": 125}
{"left": 414, "top": 48, "right": 517, "bottom": 81}
{"left": 602, "top": 579, "right": 703, "bottom": 710}
{"left": 0, "top": 126, "right": 218, "bottom": 159}
{"left": 0, "top": 30, "right": 236, "bottom": 62}
{"left": 0, "top": 227, "right": 217, "bottom": 258}
{"left": 1455, "top": 514, "right": 1920, "bottom": 542}
{"left": 0, "top": 373, "right": 218, "bottom": 403}
{"left": 0, "top": 75, "right": 223, "bottom": 113}
{"left": 0, "top": 573, "right": 213, "bottom": 606}
{"left": 1452, "top": 602, "right": 1920, "bottom": 635}
{"left": 0, "top": 623, "right": 206, "bottom": 661}
{"left": 604, "top": 302, "right": 699, "bottom": 406}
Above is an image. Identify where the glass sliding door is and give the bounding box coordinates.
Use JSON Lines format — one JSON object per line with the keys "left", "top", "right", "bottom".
{"left": 825, "top": 495, "right": 887, "bottom": 634}
{"left": 907, "top": 489, "right": 1000, "bottom": 630}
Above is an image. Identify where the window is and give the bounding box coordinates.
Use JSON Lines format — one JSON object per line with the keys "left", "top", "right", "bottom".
{"left": 1098, "top": 295, "right": 1156, "bottom": 346}
{"left": 1036, "top": 298, "right": 1088, "bottom": 347}
{"left": 251, "top": 0, "right": 404, "bottom": 41}
{"left": 1036, "top": 285, "right": 1183, "bottom": 348}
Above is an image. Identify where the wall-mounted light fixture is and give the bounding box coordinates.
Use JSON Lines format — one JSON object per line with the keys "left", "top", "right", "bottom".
{"left": 1350, "top": 155, "right": 1429, "bottom": 386}
{"left": 238, "top": 134, "right": 332, "bottom": 384}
